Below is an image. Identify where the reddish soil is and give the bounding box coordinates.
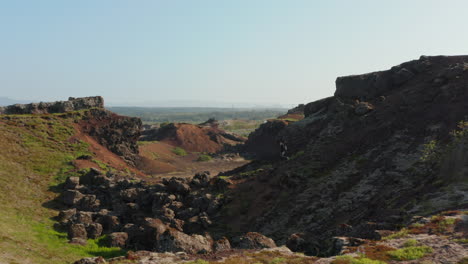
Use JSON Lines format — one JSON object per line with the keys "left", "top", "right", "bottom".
{"left": 155, "top": 123, "right": 244, "bottom": 153}
{"left": 137, "top": 141, "right": 249, "bottom": 179}
{"left": 70, "top": 123, "right": 145, "bottom": 176}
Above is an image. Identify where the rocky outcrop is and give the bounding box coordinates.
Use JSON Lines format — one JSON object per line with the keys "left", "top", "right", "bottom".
{"left": 78, "top": 108, "right": 142, "bottom": 166}
{"left": 244, "top": 119, "right": 290, "bottom": 160}
{"left": 0, "top": 96, "right": 104, "bottom": 115}
{"left": 220, "top": 55, "right": 468, "bottom": 255}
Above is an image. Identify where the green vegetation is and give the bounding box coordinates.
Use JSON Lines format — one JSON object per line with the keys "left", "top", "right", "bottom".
{"left": 186, "top": 260, "right": 209, "bottom": 264}
{"left": 290, "top": 150, "right": 305, "bottom": 160}
{"left": 197, "top": 154, "right": 212, "bottom": 162}
{"left": 0, "top": 113, "right": 126, "bottom": 263}
{"left": 382, "top": 228, "right": 409, "bottom": 240}
{"left": 387, "top": 246, "right": 433, "bottom": 260}
{"left": 172, "top": 147, "right": 187, "bottom": 156}
{"left": 332, "top": 255, "right": 386, "bottom": 264}
{"left": 420, "top": 140, "right": 438, "bottom": 162}
{"left": 453, "top": 238, "right": 468, "bottom": 244}
{"left": 108, "top": 106, "right": 286, "bottom": 124}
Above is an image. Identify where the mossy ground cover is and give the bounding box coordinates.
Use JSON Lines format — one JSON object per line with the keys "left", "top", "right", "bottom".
{"left": 0, "top": 113, "right": 125, "bottom": 263}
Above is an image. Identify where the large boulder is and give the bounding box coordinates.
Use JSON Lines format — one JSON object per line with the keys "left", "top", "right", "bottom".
{"left": 233, "top": 232, "right": 276, "bottom": 249}
{"left": 63, "top": 190, "right": 84, "bottom": 206}
{"left": 108, "top": 232, "right": 128, "bottom": 248}
{"left": 155, "top": 229, "right": 213, "bottom": 254}
{"left": 68, "top": 223, "right": 87, "bottom": 240}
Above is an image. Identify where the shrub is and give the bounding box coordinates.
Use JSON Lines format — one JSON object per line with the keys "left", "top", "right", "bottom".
{"left": 387, "top": 246, "right": 433, "bottom": 260}
{"left": 197, "top": 154, "right": 212, "bottom": 162}
{"left": 172, "top": 147, "right": 187, "bottom": 156}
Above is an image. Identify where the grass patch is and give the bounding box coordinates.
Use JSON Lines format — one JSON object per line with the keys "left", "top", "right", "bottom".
{"left": 387, "top": 246, "right": 433, "bottom": 260}
{"left": 332, "top": 255, "right": 386, "bottom": 264}
{"left": 403, "top": 239, "right": 419, "bottom": 247}
{"left": 172, "top": 147, "right": 187, "bottom": 156}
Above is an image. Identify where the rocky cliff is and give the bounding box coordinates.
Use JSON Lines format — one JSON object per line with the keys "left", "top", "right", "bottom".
{"left": 219, "top": 55, "right": 468, "bottom": 255}
{"left": 0, "top": 96, "right": 142, "bottom": 166}
{"left": 0, "top": 96, "right": 104, "bottom": 114}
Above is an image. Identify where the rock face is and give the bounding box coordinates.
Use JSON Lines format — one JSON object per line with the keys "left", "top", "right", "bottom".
{"left": 140, "top": 120, "right": 245, "bottom": 153}
{"left": 0, "top": 96, "right": 104, "bottom": 115}
{"left": 244, "top": 119, "right": 290, "bottom": 160}
{"left": 222, "top": 55, "right": 468, "bottom": 254}
{"left": 78, "top": 109, "right": 142, "bottom": 166}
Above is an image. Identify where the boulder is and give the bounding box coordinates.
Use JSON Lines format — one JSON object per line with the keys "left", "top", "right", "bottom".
{"left": 68, "top": 223, "right": 87, "bottom": 240}
{"left": 63, "top": 190, "right": 84, "bottom": 206}
{"left": 191, "top": 172, "right": 211, "bottom": 188}
{"left": 79, "top": 194, "right": 101, "bottom": 211}
{"left": 64, "top": 176, "right": 80, "bottom": 189}
{"left": 234, "top": 232, "right": 276, "bottom": 249}
{"left": 87, "top": 223, "right": 103, "bottom": 239}
{"left": 108, "top": 232, "right": 128, "bottom": 247}
{"left": 73, "top": 256, "right": 107, "bottom": 264}
{"left": 57, "top": 208, "right": 77, "bottom": 224}
{"left": 165, "top": 178, "right": 191, "bottom": 195}
{"left": 214, "top": 237, "right": 231, "bottom": 252}
{"left": 76, "top": 211, "right": 93, "bottom": 225}
{"left": 155, "top": 229, "right": 213, "bottom": 254}
{"left": 97, "top": 215, "right": 120, "bottom": 233}
{"left": 120, "top": 188, "right": 139, "bottom": 202}
{"left": 286, "top": 233, "right": 307, "bottom": 252}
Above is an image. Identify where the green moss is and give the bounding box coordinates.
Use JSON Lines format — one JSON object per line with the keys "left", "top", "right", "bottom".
{"left": 387, "top": 246, "right": 433, "bottom": 260}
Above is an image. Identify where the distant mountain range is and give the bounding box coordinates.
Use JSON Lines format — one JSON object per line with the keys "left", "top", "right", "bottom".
{"left": 0, "top": 97, "right": 35, "bottom": 106}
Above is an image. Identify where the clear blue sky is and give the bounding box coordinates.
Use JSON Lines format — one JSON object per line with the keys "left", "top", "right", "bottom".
{"left": 1, "top": 0, "right": 468, "bottom": 106}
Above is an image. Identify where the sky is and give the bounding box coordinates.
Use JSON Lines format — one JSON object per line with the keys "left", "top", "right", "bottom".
{"left": 1, "top": 0, "right": 468, "bottom": 107}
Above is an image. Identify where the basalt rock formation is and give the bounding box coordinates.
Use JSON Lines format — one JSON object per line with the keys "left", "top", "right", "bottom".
{"left": 77, "top": 109, "right": 142, "bottom": 166}
{"left": 0, "top": 96, "right": 104, "bottom": 114}
{"left": 220, "top": 55, "right": 468, "bottom": 255}
{"left": 59, "top": 169, "right": 276, "bottom": 254}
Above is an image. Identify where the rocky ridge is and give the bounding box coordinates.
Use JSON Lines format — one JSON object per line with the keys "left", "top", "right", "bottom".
{"left": 220, "top": 55, "right": 468, "bottom": 255}
{"left": 0, "top": 96, "right": 104, "bottom": 114}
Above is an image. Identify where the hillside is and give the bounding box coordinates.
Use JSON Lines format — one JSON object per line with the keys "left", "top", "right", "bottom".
{"left": 0, "top": 98, "right": 141, "bottom": 263}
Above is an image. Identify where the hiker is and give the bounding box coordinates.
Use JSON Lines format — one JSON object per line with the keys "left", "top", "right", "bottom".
{"left": 279, "top": 138, "right": 289, "bottom": 160}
